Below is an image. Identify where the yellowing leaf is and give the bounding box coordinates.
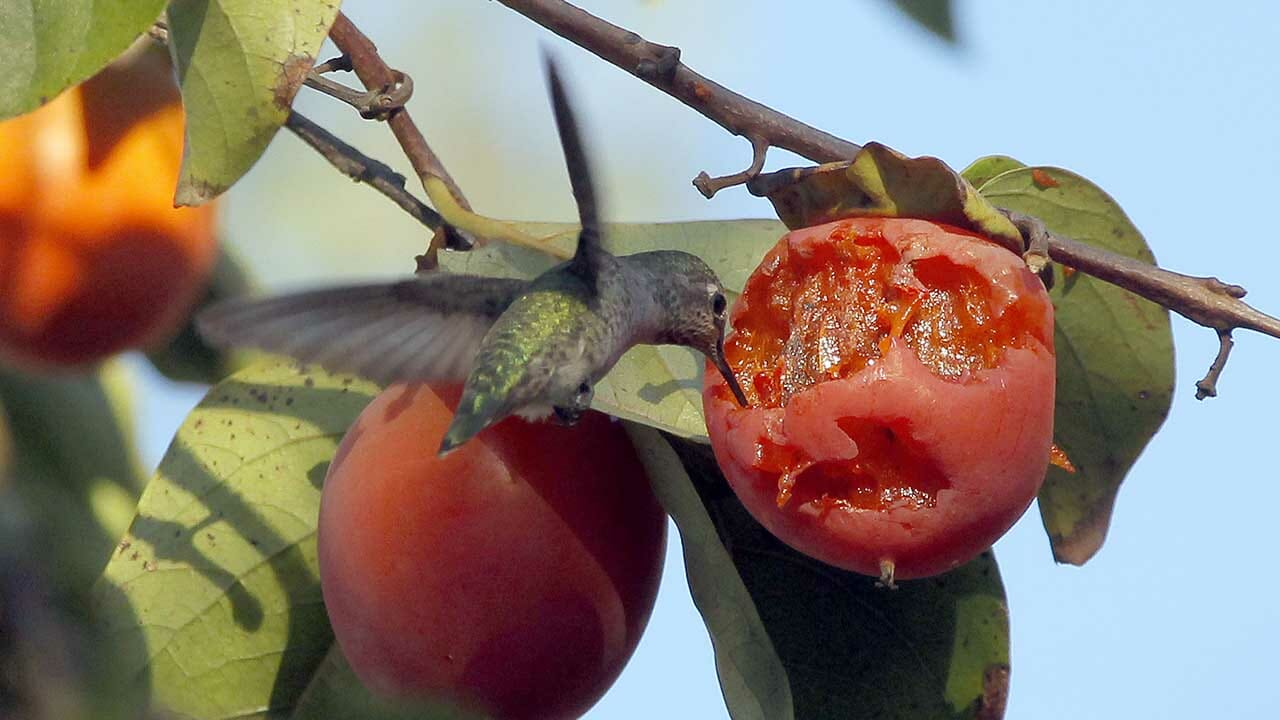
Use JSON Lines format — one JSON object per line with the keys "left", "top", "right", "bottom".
{"left": 167, "top": 0, "right": 341, "bottom": 204}
{"left": 752, "top": 142, "right": 1024, "bottom": 255}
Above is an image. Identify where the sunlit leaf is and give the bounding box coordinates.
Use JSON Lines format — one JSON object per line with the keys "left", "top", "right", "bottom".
{"left": 94, "top": 360, "right": 378, "bottom": 718}
{"left": 0, "top": 364, "right": 149, "bottom": 720}
{"left": 0, "top": 0, "right": 166, "bottom": 119}
{"left": 290, "top": 646, "right": 484, "bottom": 720}
{"left": 0, "top": 363, "right": 144, "bottom": 592}
{"left": 167, "top": 0, "right": 341, "bottom": 205}
{"left": 667, "top": 437, "right": 1010, "bottom": 719}
{"left": 960, "top": 155, "right": 1026, "bottom": 190}
{"left": 888, "top": 0, "right": 955, "bottom": 42}
{"left": 752, "top": 143, "right": 1024, "bottom": 255}
{"left": 625, "top": 425, "right": 793, "bottom": 720}
{"left": 978, "top": 167, "right": 1174, "bottom": 565}
{"left": 147, "top": 247, "right": 255, "bottom": 384}
{"left": 443, "top": 220, "right": 785, "bottom": 439}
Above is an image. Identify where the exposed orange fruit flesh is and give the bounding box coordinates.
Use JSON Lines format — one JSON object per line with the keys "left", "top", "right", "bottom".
{"left": 1049, "top": 443, "right": 1077, "bottom": 473}
{"left": 723, "top": 222, "right": 1048, "bottom": 512}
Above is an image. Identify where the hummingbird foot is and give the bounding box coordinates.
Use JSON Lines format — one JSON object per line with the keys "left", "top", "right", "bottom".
{"left": 552, "top": 381, "right": 594, "bottom": 425}
{"left": 552, "top": 405, "right": 584, "bottom": 425}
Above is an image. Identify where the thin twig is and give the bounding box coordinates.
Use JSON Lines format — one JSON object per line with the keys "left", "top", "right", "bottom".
{"left": 283, "top": 111, "right": 448, "bottom": 236}
{"left": 1196, "top": 331, "right": 1235, "bottom": 400}
{"left": 146, "top": 20, "right": 462, "bottom": 266}
{"left": 328, "top": 12, "right": 470, "bottom": 209}
{"left": 495, "top": 0, "right": 862, "bottom": 196}
{"left": 498, "top": 0, "right": 1280, "bottom": 397}
{"left": 303, "top": 70, "right": 413, "bottom": 119}
{"left": 327, "top": 11, "right": 562, "bottom": 258}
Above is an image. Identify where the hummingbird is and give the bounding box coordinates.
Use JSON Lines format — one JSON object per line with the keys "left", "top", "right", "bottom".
{"left": 198, "top": 57, "right": 749, "bottom": 454}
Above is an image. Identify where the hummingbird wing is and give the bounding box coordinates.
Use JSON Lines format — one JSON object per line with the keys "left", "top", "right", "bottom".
{"left": 197, "top": 275, "right": 527, "bottom": 385}
{"left": 545, "top": 56, "right": 604, "bottom": 295}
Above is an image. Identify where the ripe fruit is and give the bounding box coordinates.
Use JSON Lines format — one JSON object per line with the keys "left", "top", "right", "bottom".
{"left": 0, "top": 45, "right": 217, "bottom": 370}
{"left": 704, "top": 218, "right": 1055, "bottom": 581}
{"left": 319, "top": 383, "right": 666, "bottom": 720}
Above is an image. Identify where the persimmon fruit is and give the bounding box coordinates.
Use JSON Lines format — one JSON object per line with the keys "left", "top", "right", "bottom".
{"left": 0, "top": 46, "right": 217, "bottom": 370}
{"left": 318, "top": 383, "right": 666, "bottom": 720}
{"left": 704, "top": 218, "right": 1055, "bottom": 581}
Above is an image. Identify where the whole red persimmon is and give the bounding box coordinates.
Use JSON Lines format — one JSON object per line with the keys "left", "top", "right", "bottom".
{"left": 0, "top": 45, "right": 217, "bottom": 370}
{"left": 319, "top": 383, "right": 667, "bottom": 720}
{"left": 704, "top": 217, "right": 1055, "bottom": 581}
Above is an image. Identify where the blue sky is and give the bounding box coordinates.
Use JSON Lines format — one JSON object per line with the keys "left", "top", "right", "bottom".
{"left": 129, "top": 2, "right": 1280, "bottom": 717}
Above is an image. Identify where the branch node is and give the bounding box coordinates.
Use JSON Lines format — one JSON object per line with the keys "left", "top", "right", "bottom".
{"left": 1203, "top": 277, "right": 1248, "bottom": 299}
{"left": 313, "top": 54, "right": 353, "bottom": 74}
{"left": 636, "top": 44, "right": 680, "bottom": 81}
{"left": 693, "top": 136, "right": 768, "bottom": 199}
{"left": 359, "top": 70, "right": 414, "bottom": 119}
{"left": 306, "top": 69, "right": 414, "bottom": 120}
{"left": 1196, "top": 330, "right": 1235, "bottom": 400}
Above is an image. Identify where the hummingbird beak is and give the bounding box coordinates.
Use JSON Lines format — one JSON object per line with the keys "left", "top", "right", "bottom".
{"left": 710, "top": 336, "right": 749, "bottom": 407}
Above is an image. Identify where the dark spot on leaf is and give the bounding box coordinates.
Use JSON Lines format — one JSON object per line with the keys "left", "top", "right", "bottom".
{"left": 143, "top": 561, "right": 157, "bottom": 572}
{"left": 304, "top": 377, "right": 315, "bottom": 387}
{"left": 129, "top": 551, "right": 139, "bottom": 561}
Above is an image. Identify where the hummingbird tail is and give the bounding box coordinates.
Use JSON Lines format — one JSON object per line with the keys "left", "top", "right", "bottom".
{"left": 437, "top": 390, "right": 507, "bottom": 455}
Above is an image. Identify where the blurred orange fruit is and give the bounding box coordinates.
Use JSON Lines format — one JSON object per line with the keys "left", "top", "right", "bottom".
{"left": 0, "top": 45, "right": 218, "bottom": 370}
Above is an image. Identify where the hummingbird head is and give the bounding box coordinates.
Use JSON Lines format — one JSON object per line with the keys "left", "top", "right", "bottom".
{"left": 640, "top": 251, "right": 749, "bottom": 407}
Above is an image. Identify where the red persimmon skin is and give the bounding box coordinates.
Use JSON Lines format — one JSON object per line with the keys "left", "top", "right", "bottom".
{"left": 318, "top": 383, "right": 666, "bottom": 720}
{"left": 704, "top": 218, "right": 1056, "bottom": 580}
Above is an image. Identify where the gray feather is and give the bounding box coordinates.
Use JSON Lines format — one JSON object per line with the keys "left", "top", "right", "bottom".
{"left": 197, "top": 274, "right": 526, "bottom": 385}
{"left": 545, "top": 55, "right": 603, "bottom": 294}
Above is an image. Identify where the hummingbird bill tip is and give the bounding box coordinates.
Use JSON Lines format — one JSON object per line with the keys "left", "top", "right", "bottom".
{"left": 711, "top": 342, "right": 749, "bottom": 408}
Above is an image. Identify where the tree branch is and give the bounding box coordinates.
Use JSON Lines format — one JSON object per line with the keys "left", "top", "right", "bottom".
{"left": 495, "top": 0, "right": 862, "bottom": 196}
{"left": 497, "top": 0, "right": 1280, "bottom": 398}
{"left": 327, "top": 13, "right": 469, "bottom": 208}
{"left": 283, "top": 111, "right": 448, "bottom": 235}
{"left": 326, "top": 11, "right": 567, "bottom": 260}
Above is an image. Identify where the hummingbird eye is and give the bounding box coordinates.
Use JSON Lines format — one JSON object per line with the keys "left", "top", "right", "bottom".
{"left": 712, "top": 292, "right": 727, "bottom": 317}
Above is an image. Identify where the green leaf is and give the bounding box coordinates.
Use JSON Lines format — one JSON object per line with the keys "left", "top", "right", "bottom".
{"left": 147, "top": 247, "right": 255, "bottom": 384}
{"left": 0, "top": 364, "right": 150, "bottom": 720}
{"left": 889, "top": 0, "right": 956, "bottom": 42}
{"left": 290, "top": 646, "right": 485, "bottom": 720}
{"left": 959, "top": 155, "right": 1026, "bottom": 190}
{"left": 0, "top": 0, "right": 167, "bottom": 119}
{"left": 167, "top": 0, "right": 341, "bottom": 205}
{"left": 977, "top": 167, "right": 1174, "bottom": 565}
{"left": 94, "top": 360, "right": 378, "bottom": 718}
{"left": 443, "top": 220, "right": 786, "bottom": 440}
{"left": 0, "top": 363, "right": 145, "bottom": 594}
{"left": 753, "top": 143, "right": 1025, "bottom": 255}
{"left": 625, "top": 425, "right": 793, "bottom": 720}
{"left": 667, "top": 437, "right": 1010, "bottom": 719}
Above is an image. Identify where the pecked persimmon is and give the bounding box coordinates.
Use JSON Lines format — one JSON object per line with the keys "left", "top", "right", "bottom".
{"left": 0, "top": 45, "right": 217, "bottom": 370}
{"left": 319, "top": 383, "right": 666, "bottom": 720}
{"left": 704, "top": 218, "right": 1055, "bottom": 581}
